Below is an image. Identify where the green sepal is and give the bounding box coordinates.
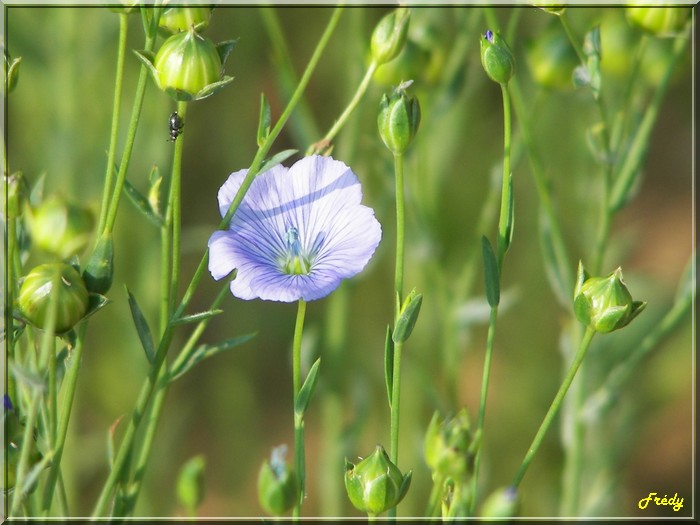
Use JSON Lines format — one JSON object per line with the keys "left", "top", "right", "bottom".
{"left": 187, "top": 75, "right": 235, "bottom": 102}
{"left": 393, "top": 289, "right": 422, "bottom": 344}
{"left": 83, "top": 233, "right": 114, "bottom": 294}
{"left": 132, "top": 49, "right": 159, "bottom": 81}
{"left": 481, "top": 235, "right": 500, "bottom": 307}
{"left": 168, "top": 333, "right": 256, "bottom": 383}
{"left": 126, "top": 286, "right": 156, "bottom": 363}
{"left": 573, "top": 260, "right": 590, "bottom": 299}
{"left": 216, "top": 39, "right": 238, "bottom": 66}
{"left": 124, "top": 178, "right": 164, "bottom": 227}
{"left": 295, "top": 357, "right": 321, "bottom": 418}
{"left": 628, "top": 300, "right": 647, "bottom": 325}
{"left": 384, "top": 324, "right": 394, "bottom": 407}
{"left": 171, "top": 309, "right": 224, "bottom": 326}
{"left": 82, "top": 293, "right": 110, "bottom": 323}
{"left": 257, "top": 93, "right": 271, "bottom": 147}
{"left": 593, "top": 305, "right": 629, "bottom": 333}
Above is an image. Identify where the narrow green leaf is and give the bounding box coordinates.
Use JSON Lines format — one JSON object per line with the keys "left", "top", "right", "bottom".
{"left": 126, "top": 287, "right": 156, "bottom": 364}
{"left": 392, "top": 292, "right": 423, "bottom": 344}
{"left": 124, "top": 178, "right": 163, "bottom": 227}
{"left": 294, "top": 357, "right": 321, "bottom": 417}
{"left": 260, "top": 149, "right": 298, "bottom": 174}
{"left": 384, "top": 324, "right": 394, "bottom": 408}
{"left": 82, "top": 293, "right": 111, "bottom": 323}
{"left": 169, "top": 333, "right": 256, "bottom": 383}
{"left": 481, "top": 235, "right": 500, "bottom": 307}
{"left": 171, "top": 309, "right": 224, "bottom": 326}
{"left": 257, "top": 93, "right": 271, "bottom": 147}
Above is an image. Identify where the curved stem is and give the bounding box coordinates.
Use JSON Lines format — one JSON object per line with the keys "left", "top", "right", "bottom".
{"left": 307, "top": 60, "right": 378, "bottom": 156}
{"left": 512, "top": 327, "right": 596, "bottom": 488}
{"left": 393, "top": 153, "right": 406, "bottom": 307}
{"left": 292, "top": 299, "right": 308, "bottom": 518}
{"left": 97, "top": 13, "right": 129, "bottom": 233}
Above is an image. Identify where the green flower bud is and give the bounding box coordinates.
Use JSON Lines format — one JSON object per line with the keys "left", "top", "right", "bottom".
{"left": 424, "top": 409, "right": 478, "bottom": 480}
{"left": 626, "top": 7, "right": 690, "bottom": 37}
{"left": 525, "top": 22, "right": 578, "bottom": 90}
{"left": 573, "top": 262, "right": 646, "bottom": 334}
{"left": 25, "top": 195, "right": 94, "bottom": 260}
{"left": 371, "top": 8, "right": 411, "bottom": 66}
{"left": 150, "top": 26, "right": 233, "bottom": 101}
{"left": 159, "top": 7, "right": 213, "bottom": 33}
{"left": 176, "top": 455, "right": 206, "bottom": 515}
{"left": 378, "top": 82, "right": 421, "bottom": 155}
{"left": 4, "top": 49, "right": 21, "bottom": 95}
{"left": 344, "top": 444, "right": 412, "bottom": 516}
{"left": 18, "top": 263, "right": 89, "bottom": 333}
{"left": 257, "top": 445, "right": 299, "bottom": 516}
{"left": 480, "top": 30, "right": 515, "bottom": 85}
{"left": 481, "top": 486, "right": 520, "bottom": 518}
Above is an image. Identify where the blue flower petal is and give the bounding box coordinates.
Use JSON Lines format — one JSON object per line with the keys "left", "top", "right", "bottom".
{"left": 208, "top": 155, "right": 382, "bottom": 302}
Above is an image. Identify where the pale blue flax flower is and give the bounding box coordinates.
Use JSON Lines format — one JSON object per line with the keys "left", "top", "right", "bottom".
{"left": 208, "top": 155, "right": 382, "bottom": 302}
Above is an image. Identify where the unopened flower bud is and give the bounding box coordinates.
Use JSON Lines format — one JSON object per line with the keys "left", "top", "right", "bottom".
{"left": 378, "top": 82, "right": 421, "bottom": 155}
{"left": 148, "top": 26, "right": 234, "bottom": 101}
{"left": 26, "top": 195, "right": 94, "bottom": 260}
{"left": 573, "top": 262, "right": 646, "bottom": 334}
{"left": 371, "top": 8, "right": 411, "bottom": 66}
{"left": 480, "top": 30, "right": 515, "bottom": 85}
{"left": 481, "top": 486, "right": 520, "bottom": 518}
{"left": 159, "top": 7, "right": 213, "bottom": 33}
{"left": 626, "top": 7, "right": 690, "bottom": 37}
{"left": 344, "top": 444, "right": 412, "bottom": 516}
{"left": 18, "top": 263, "right": 89, "bottom": 333}
{"left": 257, "top": 445, "right": 299, "bottom": 516}
{"left": 424, "top": 408, "right": 477, "bottom": 480}
{"left": 525, "top": 23, "right": 578, "bottom": 89}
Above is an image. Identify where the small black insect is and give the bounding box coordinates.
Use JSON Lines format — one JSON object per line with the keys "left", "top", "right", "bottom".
{"left": 168, "top": 111, "right": 184, "bottom": 142}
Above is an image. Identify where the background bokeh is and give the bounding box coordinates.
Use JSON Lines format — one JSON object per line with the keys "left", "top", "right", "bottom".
{"left": 4, "top": 6, "right": 694, "bottom": 518}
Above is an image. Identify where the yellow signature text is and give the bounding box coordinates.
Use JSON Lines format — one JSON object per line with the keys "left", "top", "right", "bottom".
{"left": 638, "top": 492, "right": 683, "bottom": 512}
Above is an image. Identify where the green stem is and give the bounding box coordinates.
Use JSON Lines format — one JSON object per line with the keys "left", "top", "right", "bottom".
{"left": 10, "top": 391, "right": 41, "bottom": 516}
{"left": 512, "top": 327, "right": 596, "bottom": 488}
{"left": 470, "top": 305, "right": 498, "bottom": 515}
{"left": 91, "top": 8, "right": 343, "bottom": 517}
{"left": 169, "top": 100, "right": 188, "bottom": 313}
{"left": 496, "top": 83, "right": 512, "bottom": 271}
{"left": 426, "top": 474, "right": 446, "bottom": 517}
{"left": 101, "top": 13, "right": 160, "bottom": 236}
{"left": 41, "top": 325, "right": 87, "bottom": 514}
{"left": 292, "top": 299, "right": 308, "bottom": 518}
{"left": 97, "top": 13, "right": 129, "bottom": 233}
{"left": 306, "top": 60, "right": 378, "bottom": 156}
{"left": 393, "top": 153, "right": 406, "bottom": 307}
{"left": 470, "top": 77, "right": 513, "bottom": 516}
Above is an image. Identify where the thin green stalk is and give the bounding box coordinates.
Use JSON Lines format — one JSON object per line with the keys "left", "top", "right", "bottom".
{"left": 512, "top": 327, "right": 596, "bottom": 487}
{"left": 292, "top": 299, "right": 308, "bottom": 518}
{"left": 496, "top": 83, "right": 512, "bottom": 271}
{"left": 426, "top": 474, "right": 446, "bottom": 517}
{"left": 259, "top": 7, "right": 321, "bottom": 147}
{"left": 97, "top": 12, "right": 129, "bottom": 233}
{"left": 10, "top": 391, "right": 41, "bottom": 516}
{"left": 168, "top": 100, "right": 188, "bottom": 313}
{"left": 306, "top": 60, "right": 378, "bottom": 156}
{"left": 101, "top": 12, "right": 160, "bottom": 236}
{"left": 41, "top": 325, "right": 87, "bottom": 514}
{"left": 92, "top": 8, "right": 344, "bottom": 517}
{"left": 470, "top": 78, "right": 513, "bottom": 516}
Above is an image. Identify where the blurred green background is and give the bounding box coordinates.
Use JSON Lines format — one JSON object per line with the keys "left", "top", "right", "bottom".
{"left": 4, "top": 6, "right": 693, "bottom": 518}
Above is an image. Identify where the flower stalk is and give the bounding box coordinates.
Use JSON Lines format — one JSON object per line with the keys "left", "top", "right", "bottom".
{"left": 292, "top": 299, "right": 308, "bottom": 517}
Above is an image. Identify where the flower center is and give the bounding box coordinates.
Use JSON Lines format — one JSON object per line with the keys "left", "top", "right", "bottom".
{"left": 282, "top": 227, "right": 312, "bottom": 275}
